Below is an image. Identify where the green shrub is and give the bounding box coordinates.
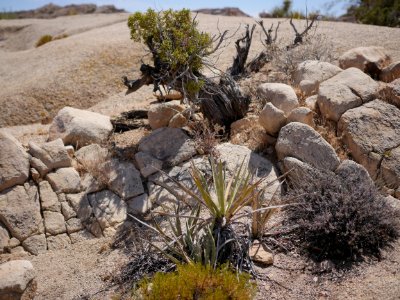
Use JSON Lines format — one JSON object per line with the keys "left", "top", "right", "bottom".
{"left": 36, "top": 35, "right": 53, "bottom": 47}
{"left": 127, "top": 9, "right": 212, "bottom": 98}
{"left": 138, "top": 263, "right": 255, "bottom": 300}
{"left": 347, "top": 0, "right": 400, "bottom": 27}
{"left": 285, "top": 169, "right": 400, "bottom": 262}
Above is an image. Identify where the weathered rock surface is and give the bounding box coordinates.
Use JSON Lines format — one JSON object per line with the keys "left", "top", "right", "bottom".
{"left": 69, "top": 230, "right": 95, "bottom": 244}
{"left": 126, "top": 193, "right": 151, "bottom": 215}
{"left": 0, "top": 130, "right": 30, "bottom": 192}
{"left": 148, "top": 100, "right": 185, "bottom": 129}
{"left": 249, "top": 243, "right": 274, "bottom": 266}
{"left": 216, "top": 143, "right": 281, "bottom": 200}
{"left": 0, "top": 185, "right": 42, "bottom": 241}
{"left": 0, "top": 260, "right": 36, "bottom": 299}
{"left": 338, "top": 100, "right": 400, "bottom": 185}
{"left": 135, "top": 152, "right": 163, "bottom": 178}
{"left": 46, "top": 168, "right": 81, "bottom": 194}
{"left": 257, "top": 83, "right": 299, "bottom": 115}
{"left": 168, "top": 113, "right": 187, "bottom": 128}
{"left": 281, "top": 157, "right": 320, "bottom": 185}
{"left": 339, "top": 46, "right": 391, "bottom": 74}
{"left": 294, "top": 60, "right": 342, "bottom": 96}
{"left": 49, "top": 107, "right": 113, "bottom": 147}
{"left": 43, "top": 211, "right": 66, "bottom": 235}
{"left": 47, "top": 233, "right": 71, "bottom": 250}
{"left": 305, "top": 95, "right": 318, "bottom": 111}
{"left": 66, "top": 193, "right": 92, "bottom": 222}
{"left": 138, "top": 127, "right": 197, "bottom": 168}
{"left": 0, "top": 223, "right": 10, "bottom": 253}
{"left": 335, "top": 160, "right": 375, "bottom": 188}
{"left": 287, "top": 107, "right": 313, "bottom": 126}
{"left": 381, "top": 147, "right": 400, "bottom": 189}
{"left": 21, "top": 234, "right": 47, "bottom": 255}
{"left": 276, "top": 122, "right": 340, "bottom": 171}
{"left": 380, "top": 61, "right": 400, "bottom": 83}
{"left": 66, "top": 218, "right": 84, "bottom": 234}
{"left": 102, "top": 159, "right": 144, "bottom": 199}
{"left": 317, "top": 67, "right": 380, "bottom": 121}
{"left": 61, "top": 201, "right": 76, "bottom": 220}
{"left": 259, "top": 103, "right": 287, "bottom": 135}
{"left": 380, "top": 78, "right": 400, "bottom": 108}
{"left": 39, "top": 181, "right": 61, "bottom": 212}
{"left": 88, "top": 190, "right": 127, "bottom": 230}
{"left": 28, "top": 139, "right": 71, "bottom": 176}
{"left": 74, "top": 144, "right": 108, "bottom": 167}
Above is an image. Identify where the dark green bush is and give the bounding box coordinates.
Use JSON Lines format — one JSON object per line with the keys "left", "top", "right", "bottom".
{"left": 348, "top": 0, "right": 400, "bottom": 27}
{"left": 138, "top": 263, "right": 255, "bottom": 300}
{"left": 285, "top": 169, "right": 400, "bottom": 262}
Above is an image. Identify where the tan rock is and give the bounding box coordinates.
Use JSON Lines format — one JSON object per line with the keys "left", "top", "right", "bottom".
{"left": 46, "top": 167, "right": 81, "bottom": 194}
{"left": 0, "top": 260, "right": 36, "bottom": 299}
{"left": 168, "top": 113, "right": 187, "bottom": 128}
{"left": 47, "top": 234, "right": 71, "bottom": 250}
{"left": 148, "top": 100, "right": 185, "bottom": 130}
{"left": 257, "top": 83, "right": 299, "bottom": 115}
{"left": 249, "top": 243, "right": 274, "bottom": 266}
{"left": 380, "top": 61, "right": 400, "bottom": 83}
{"left": 305, "top": 95, "right": 318, "bottom": 111}
{"left": 339, "top": 46, "right": 391, "bottom": 73}
{"left": 287, "top": 107, "right": 314, "bottom": 126}
{"left": 259, "top": 103, "right": 287, "bottom": 135}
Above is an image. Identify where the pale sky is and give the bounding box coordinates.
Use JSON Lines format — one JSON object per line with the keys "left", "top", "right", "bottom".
{"left": 0, "top": 0, "right": 350, "bottom": 17}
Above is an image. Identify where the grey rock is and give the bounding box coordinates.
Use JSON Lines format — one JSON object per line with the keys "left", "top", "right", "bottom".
{"left": 0, "top": 130, "right": 30, "bottom": 192}
{"left": 88, "top": 190, "right": 127, "bottom": 230}
{"left": 276, "top": 122, "right": 340, "bottom": 171}
{"left": 30, "top": 157, "right": 49, "bottom": 178}
{"left": 135, "top": 152, "right": 163, "bottom": 178}
{"left": 46, "top": 167, "right": 81, "bottom": 194}
{"left": 338, "top": 99, "right": 400, "bottom": 183}
{"left": 39, "top": 181, "right": 61, "bottom": 212}
{"left": 0, "top": 260, "right": 35, "bottom": 298}
{"left": 61, "top": 201, "right": 76, "bottom": 220}
{"left": 287, "top": 107, "right": 314, "bottom": 126}
{"left": 257, "top": 83, "right": 299, "bottom": 115}
{"left": 21, "top": 234, "right": 47, "bottom": 255}
{"left": 66, "top": 218, "right": 84, "bottom": 234}
{"left": 74, "top": 144, "right": 109, "bottom": 167}
{"left": 317, "top": 68, "right": 380, "bottom": 121}
{"left": 80, "top": 173, "right": 104, "bottom": 194}
{"left": 281, "top": 157, "right": 321, "bottom": 185}
{"left": 138, "top": 127, "right": 197, "bottom": 168}
{"left": 66, "top": 193, "right": 92, "bottom": 222}
{"left": 381, "top": 147, "right": 400, "bottom": 189}
{"left": 0, "top": 185, "right": 42, "bottom": 241}
{"left": 294, "top": 60, "right": 342, "bottom": 96}
{"left": 43, "top": 211, "right": 66, "bottom": 235}
{"left": 335, "top": 159, "right": 375, "bottom": 188}
{"left": 28, "top": 138, "right": 71, "bottom": 175}
{"left": 47, "top": 234, "right": 71, "bottom": 250}
{"left": 49, "top": 107, "right": 113, "bottom": 147}
{"left": 339, "top": 46, "right": 391, "bottom": 72}
{"left": 259, "top": 103, "right": 287, "bottom": 135}
{"left": 126, "top": 194, "right": 151, "bottom": 215}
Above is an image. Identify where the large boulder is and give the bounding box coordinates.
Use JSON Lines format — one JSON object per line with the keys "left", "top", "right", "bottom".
{"left": 281, "top": 157, "right": 321, "bottom": 185}
{"left": 258, "top": 103, "right": 287, "bottom": 135}
{"left": 148, "top": 100, "right": 186, "bottom": 130}
{"left": 88, "top": 190, "right": 127, "bottom": 230}
{"left": 0, "top": 260, "right": 36, "bottom": 300}
{"left": 335, "top": 160, "right": 375, "bottom": 187}
{"left": 317, "top": 67, "right": 380, "bottom": 121}
{"left": 138, "top": 127, "right": 197, "bottom": 168}
{"left": 257, "top": 83, "right": 299, "bottom": 115}
{"left": 0, "top": 130, "right": 30, "bottom": 192}
{"left": 46, "top": 168, "right": 81, "bottom": 194}
{"left": 339, "top": 46, "right": 391, "bottom": 76}
{"left": 293, "top": 60, "right": 342, "bottom": 96}
{"left": 338, "top": 99, "right": 400, "bottom": 186}
{"left": 380, "top": 61, "right": 400, "bottom": 83}
{"left": 276, "top": 122, "right": 340, "bottom": 171}
{"left": 49, "top": 107, "right": 113, "bottom": 147}
{"left": 0, "top": 184, "right": 42, "bottom": 241}
{"left": 28, "top": 139, "right": 71, "bottom": 177}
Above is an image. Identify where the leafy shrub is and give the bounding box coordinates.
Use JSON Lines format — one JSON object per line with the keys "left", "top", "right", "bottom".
{"left": 36, "top": 34, "right": 53, "bottom": 47}
{"left": 271, "top": 0, "right": 292, "bottom": 18}
{"left": 347, "top": 0, "right": 400, "bottom": 27}
{"left": 138, "top": 263, "right": 255, "bottom": 300}
{"left": 127, "top": 9, "right": 212, "bottom": 98}
{"left": 285, "top": 169, "right": 400, "bottom": 262}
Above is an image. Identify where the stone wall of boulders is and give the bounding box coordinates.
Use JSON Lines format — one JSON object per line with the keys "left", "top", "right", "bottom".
{"left": 1, "top": 45, "right": 399, "bottom": 256}
{"left": 247, "top": 46, "right": 400, "bottom": 198}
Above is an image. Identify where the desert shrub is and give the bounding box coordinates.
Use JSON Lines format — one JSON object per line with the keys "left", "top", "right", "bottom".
{"left": 137, "top": 263, "right": 255, "bottom": 300}
{"left": 346, "top": 0, "right": 400, "bottom": 27}
{"left": 271, "top": 0, "right": 292, "bottom": 18}
{"left": 285, "top": 169, "right": 400, "bottom": 262}
{"left": 36, "top": 34, "right": 53, "bottom": 47}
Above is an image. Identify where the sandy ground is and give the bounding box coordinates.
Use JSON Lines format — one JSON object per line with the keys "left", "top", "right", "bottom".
{"left": 1, "top": 12, "right": 400, "bottom": 300}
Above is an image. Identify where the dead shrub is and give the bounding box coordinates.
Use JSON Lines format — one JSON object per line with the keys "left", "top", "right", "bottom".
{"left": 187, "top": 119, "right": 224, "bottom": 157}
{"left": 285, "top": 169, "right": 400, "bottom": 262}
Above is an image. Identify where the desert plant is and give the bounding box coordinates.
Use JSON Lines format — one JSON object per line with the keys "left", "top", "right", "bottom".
{"left": 284, "top": 168, "right": 400, "bottom": 262}
{"left": 36, "top": 34, "right": 53, "bottom": 47}
{"left": 137, "top": 263, "right": 256, "bottom": 300}
{"left": 346, "top": 0, "right": 400, "bottom": 27}
{"left": 123, "top": 8, "right": 250, "bottom": 127}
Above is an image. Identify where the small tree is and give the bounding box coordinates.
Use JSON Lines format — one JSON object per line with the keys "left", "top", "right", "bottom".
{"left": 347, "top": 0, "right": 400, "bottom": 27}
{"left": 124, "top": 9, "right": 250, "bottom": 127}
